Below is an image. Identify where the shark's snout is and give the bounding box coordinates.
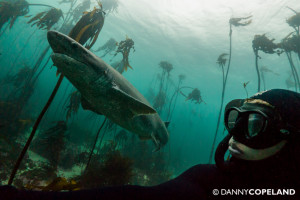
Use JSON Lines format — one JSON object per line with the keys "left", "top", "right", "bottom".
{"left": 47, "top": 31, "right": 63, "bottom": 53}
{"left": 47, "top": 30, "right": 92, "bottom": 68}
{"left": 47, "top": 30, "right": 78, "bottom": 55}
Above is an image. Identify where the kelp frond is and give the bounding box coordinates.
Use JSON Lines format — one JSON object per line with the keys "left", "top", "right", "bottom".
{"left": 28, "top": 8, "right": 63, "bottom": 30}
{"left": 66, "top": 91, "right": 81, "bottom": 121}
{"left": 159, "top": 61, "right": 173, "bottom": 75}
{"left": 0, "top": 0, "right": 29, "bottom": 31}
{"left": 252, "top": 34, "right": 281, "bottom": 54}
{"left": 216, "top": 53, "right": 228, "bottom": 66}
{"left": 286, "top": 8, "right": 300, "bottom": 30}
{"left": 229, "top": 15, "right": 252, "bottom": 27}
{"left": 69, "top": 6, "right": 105, "bottom": 49}
{"left": 112, "top": 36, "right": 135, "bottom": 73}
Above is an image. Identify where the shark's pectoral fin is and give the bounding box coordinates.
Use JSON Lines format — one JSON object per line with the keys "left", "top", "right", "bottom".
{"left": 111, "top": 86, "right": 156, "bottom": 116}
{"left": 81, "top": 96, "right": 103, "bottom": 115}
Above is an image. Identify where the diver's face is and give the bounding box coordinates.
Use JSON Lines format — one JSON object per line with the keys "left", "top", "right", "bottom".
{"left": 228, "top": 136, "right": 287, "bottom": 160}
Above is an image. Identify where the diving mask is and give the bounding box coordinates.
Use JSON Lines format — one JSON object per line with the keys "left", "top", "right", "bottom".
{"left": 224, "top": 102, "right": 288, "bottom": 149}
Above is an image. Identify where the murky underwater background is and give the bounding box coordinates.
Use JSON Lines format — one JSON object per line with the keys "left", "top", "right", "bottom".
{"left": 0, "top": 0, "right": 300, "bottom": 189}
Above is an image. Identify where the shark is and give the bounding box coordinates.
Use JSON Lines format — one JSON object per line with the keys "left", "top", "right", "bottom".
{"left": 47, "top": 30, "right": 169, "bottom": 151}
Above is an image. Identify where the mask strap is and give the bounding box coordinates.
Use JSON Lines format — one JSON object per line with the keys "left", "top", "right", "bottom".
{"left": 215, "top": 133, "right": 235, "bottom": 172}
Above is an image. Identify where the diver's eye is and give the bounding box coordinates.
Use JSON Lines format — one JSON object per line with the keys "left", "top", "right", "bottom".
{"left": 227, "top": 110, "right": 239, "bottom": 129}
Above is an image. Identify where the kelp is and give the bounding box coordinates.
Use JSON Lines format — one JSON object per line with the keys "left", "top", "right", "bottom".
{"left": 216, "top": 53, "right": 228, "bottom": 86}
{"left": 0, "top": 0, "right": 29, "bottom": 31}
{"left": 158, "top": 61, "right": 173, "bottom": 93}
{"left": 216, "top": 53, "right": 228, "bottom": 66}
{"left": 252, "top": 34, "right": 282, "bottom": 91}
{"left": 229, "top": 16, "right": 252, "bottom": 27}
{"left": 243, "top": 81, "right": 250, "bottom": 98}
{"left": 209, "top": 16, "right": 252, "bottom": 164}
{"left": 17, "top": 162, "right": 57, "bottom": 187}
{"left": 0, "top": 101, "right": 22, "bottom": 128}
{"left": 121, "top": 137, "right": 171, "bottom": 185}
{"left": 85, "top": 118, "right": 107, "bottom": 173}
{"left": 286, "top": 7, "right": 300, "bottom": 33}
{"left": 65, "top": 91, "right": 81, "bottom": 121}
{"left": 280, "top": 33, "right": 300, "bottom": 53}
{"left": 8, "top": 3, "right": 105, "bottom": 185}
{"left": 159, "top": 61, "right": 173, "bottom": 76}
{"left": 80, "top": 149, "right": 133, "bottom": 188}
{"left": 30, "top": 121, "right": 67, "bottom": 171}
{"left": 152, "top": 61, "right": 174, "bottom": 113}
{"left": 58, "top": 143, "right": 81, "bottom": 170}
{"left": 69, "top": 6, "right": 105, "bottom": 49}
{"left": 112, "top": 36, "right": 135, "bottom": 73}
{"left": 3, "top": 65, "right": 34, "bottom": 88}
{"left": 153, "top": 91, "right": 166, "bottom": 112}
{"left": 72, "top": 0, "right": 91, "bottom": 23}
{"left": 27, "top": 8, "right": 64, "bottom": 30}
{"left": 252, "top": 34, "right": 281, "bottom": 55}
{"left": 25, "top": 177, "right": 80, "bottom": 191}
{"left": 2, "top": 65, "right": 35, "bottom": 113}
{"left": 279, "top": 33, "right": 300, "bottom": 91}
{"left": 166, "top": 74, "right": 186, "bottom": 121}
{"left": 94, "top": 38, "right": 118, "bottom": 57}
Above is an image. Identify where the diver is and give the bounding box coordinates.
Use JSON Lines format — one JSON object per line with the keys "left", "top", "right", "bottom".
{"left": 1, "top": 89, "right": 300, "bottom": 200}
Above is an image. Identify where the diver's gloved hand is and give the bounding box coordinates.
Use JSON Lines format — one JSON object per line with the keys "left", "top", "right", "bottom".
{"left": 0, "top": 185, "right": 18, "bottom": 200}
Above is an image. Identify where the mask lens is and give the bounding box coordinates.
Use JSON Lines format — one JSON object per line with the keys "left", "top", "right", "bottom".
{"left": 248, "top": 113, "right": 265, "bottom": 137}
{"left": 227, "top": 110, "right": 239, "bottom": 129}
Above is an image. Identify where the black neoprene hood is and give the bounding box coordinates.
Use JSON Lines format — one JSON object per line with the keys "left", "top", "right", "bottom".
{"left": 224, "top": 89, "right": 300, "bottom": 149}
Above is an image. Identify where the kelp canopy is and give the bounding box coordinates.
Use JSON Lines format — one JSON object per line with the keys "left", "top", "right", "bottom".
{"left": 229, "top": 16, "right": 252, "bottom": 27}
{"left": 252, "top": 34, "right": 281, "bottom": 55}
{"left": 69, "top": 6, "right": 105, "bottom": 49}
{"left": 280, "top": 33, "right": 300, "bottom": 54}
{"left": 216, "top": 53, "right": 228, "bottom": 66}
{"left": 159, "top": 61, "right": 173, "bottom": 76}
{"left": 287, "top": 9, "right": 300, "bottom": 33}
{"left": 113, "top": 36, "right": 135, "bottom": 73}
{"left": 3, "top": 65, "right": 34, "bottom": 88}
{"left": 0, "top": 0, "right": 29, "bottom": 31}
{"left": 27, "top": 8, "right": 63, "bottom": 30}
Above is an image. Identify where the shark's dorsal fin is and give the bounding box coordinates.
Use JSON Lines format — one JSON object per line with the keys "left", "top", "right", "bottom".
{"left": 111, "top": 86, "right": 156, "bottom": 116}
{"left": 81, "top": 96, "right": 103, "bottom": 115}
